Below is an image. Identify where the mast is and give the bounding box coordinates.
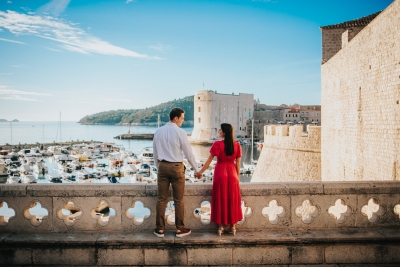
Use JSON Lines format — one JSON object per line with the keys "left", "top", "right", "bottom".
{"left": 157, "top": 114, "right": 160, "bottom": 128}
{"left": 128, "top": 123, "right": 131, "bottom": 134}
{"left": 10, "top": 122, "right": 12, "bottom": 145}
{"left": 251, "top": 118, "right": 254, "bottom": 163}
{"left": 59, "top": 112, "right": 62, "bottom": 143}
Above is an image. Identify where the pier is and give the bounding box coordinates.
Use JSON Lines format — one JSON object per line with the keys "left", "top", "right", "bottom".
{"left": 0, "top": 140, "right": 101, "bottom": 151}
{"left": 114, "top": 133, "right": 154, "bottom": 140}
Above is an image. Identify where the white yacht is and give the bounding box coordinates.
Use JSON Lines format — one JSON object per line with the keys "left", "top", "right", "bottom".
{"left": 137, "top": 147, "right": 154, "bottom": 162}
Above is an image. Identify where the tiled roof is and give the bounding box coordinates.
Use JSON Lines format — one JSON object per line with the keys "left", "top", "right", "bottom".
{"left": 320, "top": 11, "right": 381, "bottom": 29}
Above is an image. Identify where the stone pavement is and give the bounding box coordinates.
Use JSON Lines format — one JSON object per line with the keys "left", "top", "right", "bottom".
{"left": 1, "top": 227, "right": 400, "bottom": 266}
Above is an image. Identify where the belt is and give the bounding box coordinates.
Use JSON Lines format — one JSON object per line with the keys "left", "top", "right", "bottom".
{"left": 160, "top": 160, "right": 182, "bottom": 163}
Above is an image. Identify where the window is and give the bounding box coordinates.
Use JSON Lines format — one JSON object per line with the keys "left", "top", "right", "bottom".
{"left": 198, "top": 107, "right": 201, "bottom": 112}
{"left": 311, "top": 112, "right": 314, "bottom": 116}
{"left": 316, "top": 112, "right": 319, "bottom": 116}
{"left": 240, "top": 127, "right": 241, "bottom": 130}
{"left": 198, "top": 118, "right": 201, "bottom": 123}
{"left": 198, "top": 97, "right": 200, "bottom": 100}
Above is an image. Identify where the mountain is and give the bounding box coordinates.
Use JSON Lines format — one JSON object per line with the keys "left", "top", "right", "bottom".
{"left": 0, "top": 119, "right": 7, "bottom": 122}
{"left": 79, "top": 95, "right": 194, "bottom": 125}
{"left": 11, "top": 119, "right": 19, "bottom": 122}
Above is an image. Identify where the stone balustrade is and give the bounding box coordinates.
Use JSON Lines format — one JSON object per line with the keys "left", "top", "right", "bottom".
{"left": 1, "top": 181, "right": 400, "bottom": 232}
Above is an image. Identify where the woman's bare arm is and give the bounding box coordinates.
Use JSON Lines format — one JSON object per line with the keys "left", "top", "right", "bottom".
{"left": 236, "top": 157, "right": 241, "bottom": 177}
{"left": 197, "top": 154, "right": 214, "bottom": 177}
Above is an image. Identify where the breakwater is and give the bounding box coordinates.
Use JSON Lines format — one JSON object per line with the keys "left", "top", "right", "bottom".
{"left": 0, "top": 140, "right": 101, "bottom": 151}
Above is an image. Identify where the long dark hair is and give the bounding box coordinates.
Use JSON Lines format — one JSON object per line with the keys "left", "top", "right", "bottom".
{"left": 221, "top": 123, "right": 234, "bottom": 156}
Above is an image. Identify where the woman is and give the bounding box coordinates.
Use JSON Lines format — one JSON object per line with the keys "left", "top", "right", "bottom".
{"left": 197, "top": 123, "right": 243, "bottom": 235}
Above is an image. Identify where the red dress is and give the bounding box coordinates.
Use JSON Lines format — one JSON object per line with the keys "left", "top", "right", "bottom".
{"left": 210, "top": 140, "right": 243, "bottom": 225}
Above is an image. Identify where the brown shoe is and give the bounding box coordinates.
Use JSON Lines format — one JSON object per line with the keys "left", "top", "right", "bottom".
{"left": 176, "top": 228, "right": 191, "bottom": 237}
{"left": 154, "top": 229, "right": 164, "bottom": 238}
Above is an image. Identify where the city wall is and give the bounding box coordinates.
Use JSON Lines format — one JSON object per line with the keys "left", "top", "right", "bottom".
{"left": 252, "top": 125, "right": 321, "bottom": 182}
{"left": 321, "top": 0, "right": 400, "bottom": 181}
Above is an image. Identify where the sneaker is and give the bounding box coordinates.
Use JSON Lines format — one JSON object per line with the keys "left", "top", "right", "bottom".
{"left": 176, "top": 228, "right": 191, "bottom": 237}
{"left": 154, "top": 229, "right": 164, "bottom": 238}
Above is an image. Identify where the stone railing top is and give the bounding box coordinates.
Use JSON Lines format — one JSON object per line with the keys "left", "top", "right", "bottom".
{"left": 1, "top": 181, "right": 400, "bottom": 197}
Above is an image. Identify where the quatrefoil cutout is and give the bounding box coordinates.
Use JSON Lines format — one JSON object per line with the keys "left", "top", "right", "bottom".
{"left": 361, "top": 198, "right": 385, "bottom": 222}
{"left": 394, "top": 204, "right": 400, "bottom": 220}
{"left": 194, "top": 201, "right": 211, "bottom": 225}
{"left": 126, "top": 201, "right": 151, "bottom": 226}
{"left": 0, "top": 201, "right": 16, "bottom": 226}
{"left": 295, "top": 199, "right": 320, "bottom": 224}
{"left": 91, "top": 200, "right": 116, "bottom": 226}
{"left": 328, "top": 199, "right": 353, "bottom": 223}
{"left": 238, "top": 201, "right": 252, "bottom": 225}
{"left": 262, "top": 200, "right": 286, "bottom": 224}
{"left": 23, "top": 201, "right": 49, "bottom": 226}
{"left": 57, "top": 201, "right": 82, "bottom": 226}
{"left": 164, "top": 201, "right": 176, "bottom": 225}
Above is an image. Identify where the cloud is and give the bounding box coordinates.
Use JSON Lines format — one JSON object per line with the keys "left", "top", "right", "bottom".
{"left": 0, "top": 86, "right": 51, "bottom": 101}
{"left": 10, "top": 64, "right": 24, "bottom": 68}
{"left": 149, "top": 44, "right": 172, "bottom": 52}
{"left": 7, "top": 1, "right": 12, "bottom": 4}
{"left": 0, "top": 37, "right": 26, "bottom": 44}
{"left": 44, "top": 46, "right": 62, "bottom": 52}
{"left": 125, "top": 0, "right": 135, "bottom": 3}
{"left": 0, "top": 10, "right": 156, "bottom": 59}
{"left": 100, "top": 97, "right": 131, "bottom": 103}
{"left": 36, "top": 0, "right": 70, "bottom": 17}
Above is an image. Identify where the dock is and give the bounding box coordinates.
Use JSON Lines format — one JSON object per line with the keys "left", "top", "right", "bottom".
{"left": 114, "top": 133, "right": 154, "bottom": 140}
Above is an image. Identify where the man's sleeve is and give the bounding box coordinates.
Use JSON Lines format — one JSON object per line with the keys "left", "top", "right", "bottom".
{"left": 180, "top": 131, "right": 198, "bottom": 172}
{"left": 153, "top": 134, "right": 159, "bottom": 169}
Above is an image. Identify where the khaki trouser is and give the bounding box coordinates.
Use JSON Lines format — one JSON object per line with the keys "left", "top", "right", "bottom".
{"left": 156, "top": 161, "right": 186, "bottom": 230}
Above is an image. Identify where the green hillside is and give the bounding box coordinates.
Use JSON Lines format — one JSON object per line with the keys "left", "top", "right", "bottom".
{"left": 79, "top": 96, "right": 194, "bottom": 125}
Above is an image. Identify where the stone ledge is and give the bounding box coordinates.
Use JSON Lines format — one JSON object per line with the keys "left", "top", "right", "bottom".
{"left": 3, "top": 182, "right": 400, "bottom": 197}
{"left": 1, "top": 228, "right": 400, "bottom": 266}
{"left": 1, "top": 228, "right": 399, "bottom": 247}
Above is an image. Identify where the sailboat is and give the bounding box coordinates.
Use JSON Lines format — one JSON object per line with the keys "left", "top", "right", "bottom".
{"left": 242, "top": 118, "right": 257, "bottom": 172}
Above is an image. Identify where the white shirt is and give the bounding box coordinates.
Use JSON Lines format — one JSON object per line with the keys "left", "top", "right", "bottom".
{"left": 153, "top": 122, "right": 198, "bottom": 171}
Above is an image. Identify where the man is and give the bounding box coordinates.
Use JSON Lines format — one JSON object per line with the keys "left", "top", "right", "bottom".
{"left": 153, "top": 108, "right": 199, "bottom": 238}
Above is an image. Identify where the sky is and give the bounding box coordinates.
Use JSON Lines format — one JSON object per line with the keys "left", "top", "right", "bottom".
{"left": 0, "top": 0, "right": 394, "bottom": 121}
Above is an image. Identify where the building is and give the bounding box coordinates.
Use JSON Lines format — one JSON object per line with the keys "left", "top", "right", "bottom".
{"left": 320, "top": 1, "right": 400, "bottom": 181}
{"left": 190, "top": 90, "right": 254, "bottom": 142}
{"left": 252, "top": 0, "right": 399, "bottom": 182}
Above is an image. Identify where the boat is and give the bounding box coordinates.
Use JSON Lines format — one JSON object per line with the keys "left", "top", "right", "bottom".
{"left": 137, "top": 147, "right": 154, "bottom": 162}
{"left": 108, "top": 152, "right": 124, "bottom": 166}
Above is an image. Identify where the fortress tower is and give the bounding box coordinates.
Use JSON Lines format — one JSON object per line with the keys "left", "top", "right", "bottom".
{"left": 190, "top": 90, "right": 253, "bottom": 142}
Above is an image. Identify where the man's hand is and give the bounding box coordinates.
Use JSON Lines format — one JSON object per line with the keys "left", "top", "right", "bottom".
{"left": 194, "top": 172, "right": 202, "bottom": 179}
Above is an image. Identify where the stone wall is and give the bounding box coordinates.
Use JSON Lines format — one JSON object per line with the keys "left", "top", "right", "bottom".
{"left": 321, "top": 0, "right": 400, "bottom": 181}
{"left": 251, "top": 125, "right": 321, "bottom": 182}
{"left": 1, "top": 181, "right": 400, "bottom": 233}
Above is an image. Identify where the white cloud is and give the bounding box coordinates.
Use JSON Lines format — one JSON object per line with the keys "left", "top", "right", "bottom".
{"left": 0, "top": 10, "right": 156, "bottom": 59}
{"left": 252, "top": 0, "right": 277, "bottom": 3}
{"left": 0, "top": 37, "right": 26, "bottom": 44}
{"left": 149, "top": 43, "right": 172, "bottom": 52}
{"left": 7, "top": 1, "right": 12, "bottom": 4}
{"left": 125, "top": 0, "right": 135, "bottom": 3}
{"left": 100, "top": 97, "right": 131, "bottom": 103}
{"left": 36, "top": 0, "right": 70, "bottom": 17}
{"left": 10, "top": 64, "right": 24, "bottom": 68}
{"left": 44, "top": 46, "right": 62, "bottom": 52}
{"left": 0, "top": 86, "right": 51, "bottom": 101}
{"left": 0, "top": 95, "right": 38, "bottom": 101}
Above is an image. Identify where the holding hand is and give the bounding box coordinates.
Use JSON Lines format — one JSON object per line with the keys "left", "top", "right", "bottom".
{"left": 194, "top": 172, "right": 202, "bottom": 179}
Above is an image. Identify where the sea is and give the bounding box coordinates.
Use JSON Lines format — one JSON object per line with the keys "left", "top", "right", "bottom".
{"left": 0, "top": 121, "right": 260, "bottom": 220}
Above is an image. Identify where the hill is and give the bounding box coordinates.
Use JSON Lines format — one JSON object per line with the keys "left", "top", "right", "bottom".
{"left": 79, "top": 96, "right": 194, "bottom": 125}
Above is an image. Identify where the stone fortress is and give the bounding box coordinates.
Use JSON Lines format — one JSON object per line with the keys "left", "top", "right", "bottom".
{"left": 253, "top": 0, "right": 400, "bottom": 182}
{"left": 190, "top": 90, "right": 253, "bottom": 143}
